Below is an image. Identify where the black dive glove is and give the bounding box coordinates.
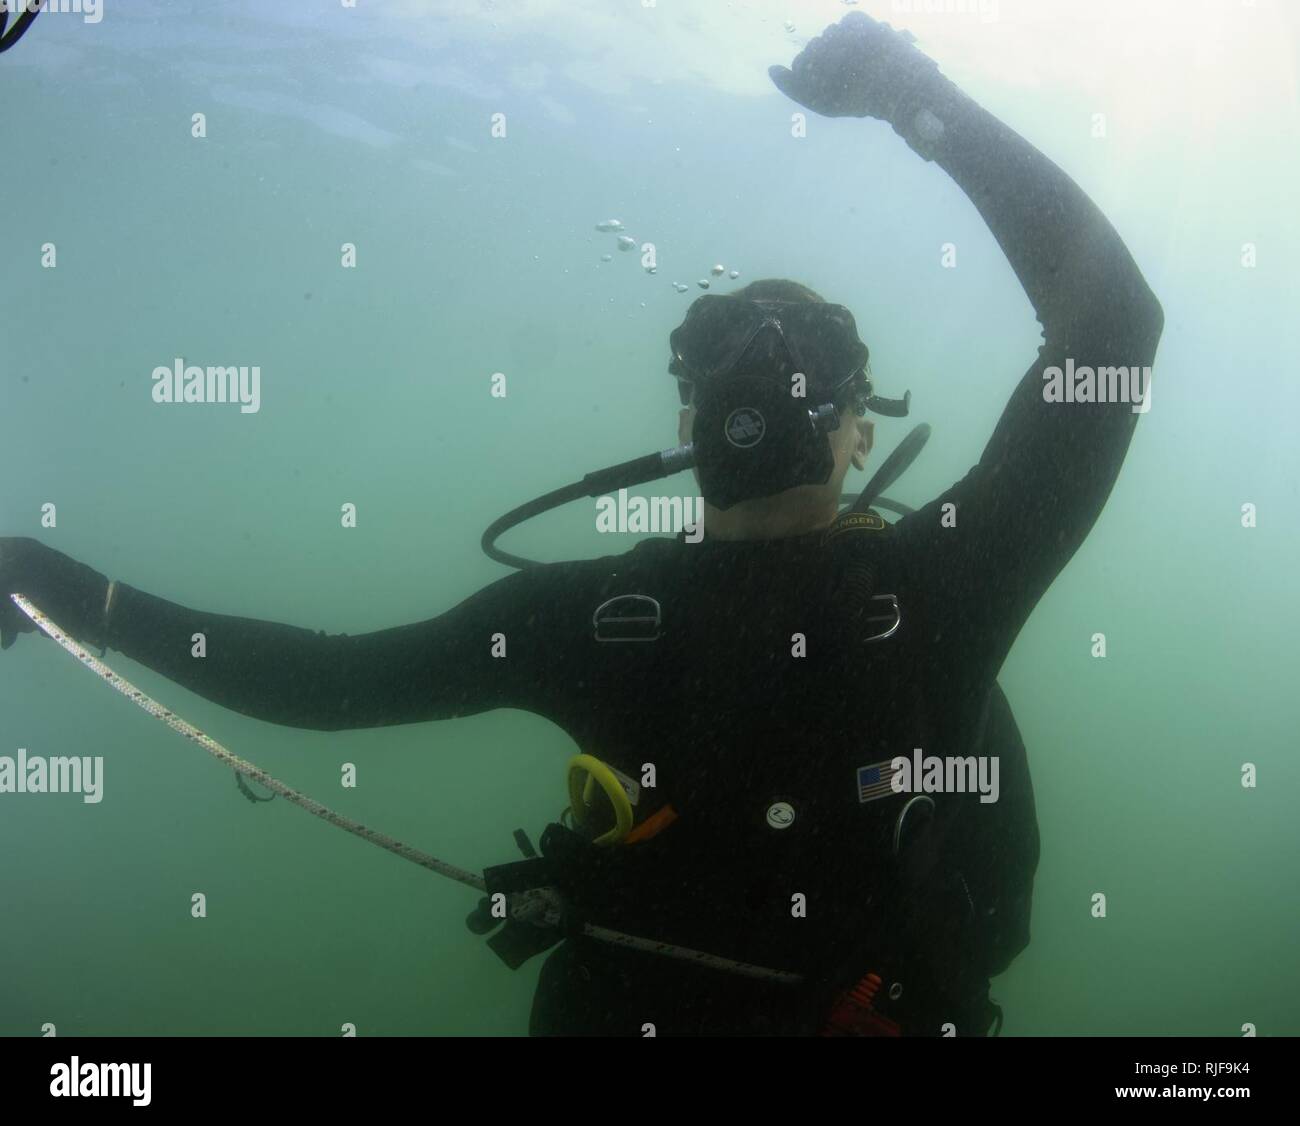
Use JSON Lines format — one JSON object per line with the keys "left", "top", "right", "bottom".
{"left": 768, "top": 11, "right": 945, "bottom": 138}
{"left": 0, "top": 537, "right": 111, "bottom": 650}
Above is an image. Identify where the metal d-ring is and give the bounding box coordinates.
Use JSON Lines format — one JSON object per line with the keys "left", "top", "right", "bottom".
{"left": 892, "top": 794, "right": 935, "bottom": 856}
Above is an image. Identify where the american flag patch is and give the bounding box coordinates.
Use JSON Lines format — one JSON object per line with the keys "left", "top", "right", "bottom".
{"left": 857, "top": 758, "right": 901, "bottom": 804}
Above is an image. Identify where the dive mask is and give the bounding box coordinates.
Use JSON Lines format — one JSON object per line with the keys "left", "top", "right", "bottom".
{"left": 668, "top": 297, "right": 909, "bottom": 509}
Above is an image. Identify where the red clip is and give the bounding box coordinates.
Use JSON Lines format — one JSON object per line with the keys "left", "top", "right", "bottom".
{"left": 820, "top": 972, "right": 902, "bottom": 1037}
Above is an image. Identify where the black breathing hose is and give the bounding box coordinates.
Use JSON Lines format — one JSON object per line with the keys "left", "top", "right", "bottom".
{"left": 481, "top": 426, "right": 931, "bottom": 570}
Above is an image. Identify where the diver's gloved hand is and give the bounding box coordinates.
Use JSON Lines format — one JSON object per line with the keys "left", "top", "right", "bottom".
{"left": 768, "top": 10, "right": 940, "bottom": 123}
{"left": 0, "top": 537, "right": 111, "bottom": 650}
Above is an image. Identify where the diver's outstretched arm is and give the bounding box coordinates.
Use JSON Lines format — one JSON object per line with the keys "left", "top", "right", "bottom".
{"left": 0, "top": 536, "right": 552, "bottom": 731}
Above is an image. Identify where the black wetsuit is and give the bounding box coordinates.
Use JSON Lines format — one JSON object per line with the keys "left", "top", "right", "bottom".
{"left": 95, "top": 69, "right": 1163, "bottom": 1036}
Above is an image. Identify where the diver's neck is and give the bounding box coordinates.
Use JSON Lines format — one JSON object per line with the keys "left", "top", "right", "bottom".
{"left": 701, "top": 491, "right": 838, "bottom": 542}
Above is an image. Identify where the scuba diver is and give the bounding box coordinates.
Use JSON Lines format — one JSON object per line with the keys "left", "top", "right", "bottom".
{"left": 1, "top": 13, "right": 1162, "bottom": 1036}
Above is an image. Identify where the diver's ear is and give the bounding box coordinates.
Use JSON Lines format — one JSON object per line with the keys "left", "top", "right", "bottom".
{"left": 678, "top": 406, "right": 693, "bottom": 446}
{"left": 850, "top": 417, "right": 874, "bottom": 472}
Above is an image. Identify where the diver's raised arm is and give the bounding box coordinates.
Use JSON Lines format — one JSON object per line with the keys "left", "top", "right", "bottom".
{"left": 771, "top": 13, "right": 1165, "bottom": 658}
{"left": 770, "top": 11, "right": 1163, "bottom": 337}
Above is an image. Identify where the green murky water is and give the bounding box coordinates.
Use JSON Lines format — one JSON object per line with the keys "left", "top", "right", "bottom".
{"left": 2, "top": 0, "right": 1297, "bottom": 1036}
